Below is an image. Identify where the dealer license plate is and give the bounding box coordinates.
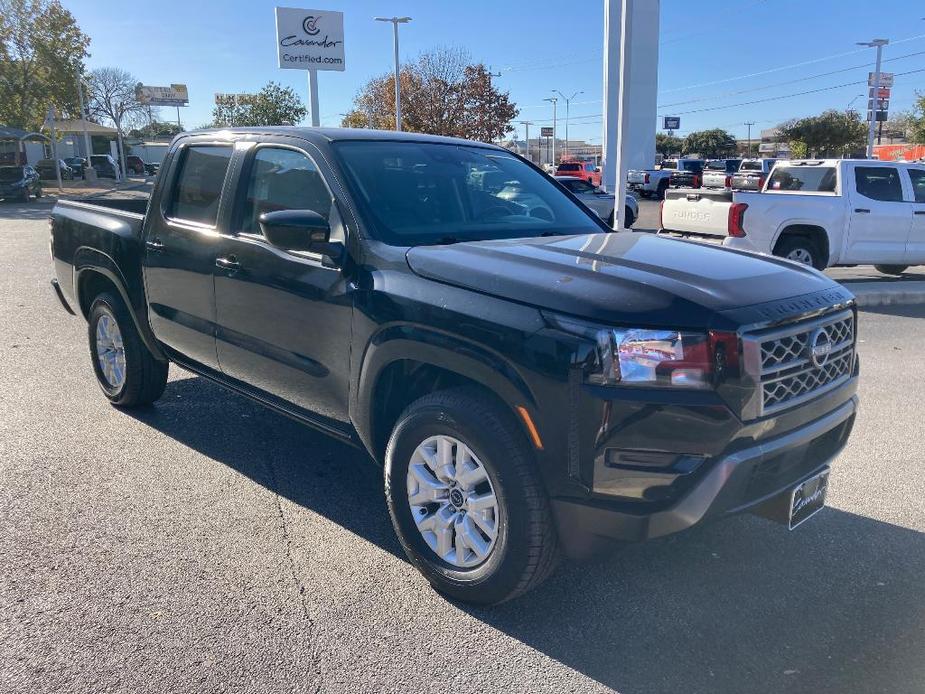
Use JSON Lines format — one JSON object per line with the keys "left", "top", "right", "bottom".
{"left": 789, "top": 468, "right": 829, "bottom": 530}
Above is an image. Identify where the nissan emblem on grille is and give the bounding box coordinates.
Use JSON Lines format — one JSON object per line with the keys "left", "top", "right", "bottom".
{"left": 756, "top": 312, "right": 855, "bottom": 415}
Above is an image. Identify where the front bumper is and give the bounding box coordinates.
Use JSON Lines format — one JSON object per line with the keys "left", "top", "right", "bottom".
{"left": 552, "top": 394, "right": 857, "bottom": 543}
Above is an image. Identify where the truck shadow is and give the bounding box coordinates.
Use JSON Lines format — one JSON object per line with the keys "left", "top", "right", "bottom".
{"left": 130, "top": 374, "right": 925, "bottom": 694}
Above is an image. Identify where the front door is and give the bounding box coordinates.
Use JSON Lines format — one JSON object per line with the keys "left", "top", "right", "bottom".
{"left": 213, "top": 143, "right": 352, "bottom": 423}
{"left": 904, "top": 167, "right": 925, "bottom": 264}
{"left": 143, "top": 143, "right": 233, "bottom": 370}
{"left": 845, "top": 165, "right": 911, "bottom": 264}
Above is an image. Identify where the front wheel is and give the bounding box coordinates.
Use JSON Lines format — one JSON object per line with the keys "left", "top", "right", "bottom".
{"left": 874, "top": 264, "right": 909, "bottom": 276}
{"left": 88, "top": 292, "right": 168, "bottom": 407}
{"left": 385, "top": 389, "right": 559, "bottom": 605}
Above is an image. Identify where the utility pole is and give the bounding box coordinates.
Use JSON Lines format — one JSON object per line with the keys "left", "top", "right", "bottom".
{"left": 375, "top": 16, "right": 412, "bottom": 131}
{"left": 544, "top": 96, "right": 558, "bottom": 165}
{"left": 744, "top": 121, "right": 755, "bottom": 158}
{"left": 46, "top": 106, "right": 63, "bottom": 193}
{"left": 554, "top": 91, "right": 582, "bottom": 161}
{"left": 76, "top": 78, "right": 97, "bottom": 182}
{"left": 518, "top": 121, "right": 533, "bottom": 162}
{"left": 858, "top": 38, "right": 888, "bottom": 159}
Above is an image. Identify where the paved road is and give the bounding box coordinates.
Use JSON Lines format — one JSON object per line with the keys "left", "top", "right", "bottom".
{"left": 2, "top": 200, "right": 924, "bottom": 694}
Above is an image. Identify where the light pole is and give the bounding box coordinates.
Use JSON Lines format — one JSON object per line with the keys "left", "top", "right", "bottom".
{"left": 554, "top": 90, "right": 582, "bottom": 160}
{"left": 375, "top": 16, "right": 412, "bottom": 131}
{"left": 543, "top": 96, "right": 558, "bottom": 165}
{"left": 76, "top": 77, "right": 97, "bottom": 181}
{"left": 744, "top": 121, "right": 755, "bottom": 158}
{"left": 858, "top": 38, "right": 888, "bottom": 158}
{"left": 518, "top": 120, "right": 533, "bottom": 162}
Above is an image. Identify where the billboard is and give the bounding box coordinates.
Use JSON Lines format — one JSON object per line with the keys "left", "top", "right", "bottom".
{"left": 275, "top": 7, "right": 345, "bottom": 71}
{"left": 136, "top": 84, "right": 189, "bottom": 106}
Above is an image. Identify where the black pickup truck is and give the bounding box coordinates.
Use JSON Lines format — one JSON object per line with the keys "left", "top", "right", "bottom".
{"left": 50, "top": 127, "right": 859, "bottom": 604}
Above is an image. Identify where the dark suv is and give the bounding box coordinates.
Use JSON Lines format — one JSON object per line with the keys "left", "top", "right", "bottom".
{"left": 49, "top": 128, "right": 859, "bottom": 604}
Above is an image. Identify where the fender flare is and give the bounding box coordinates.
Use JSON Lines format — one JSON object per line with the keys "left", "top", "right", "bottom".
{"left": 771, "top": 221, "right": 833, "bottom": 265}
{"left": 73, "top": 247, "right": 167, "bottom": 361}
{"left": 352, "top": 324, "right": 538, "bottom": 457}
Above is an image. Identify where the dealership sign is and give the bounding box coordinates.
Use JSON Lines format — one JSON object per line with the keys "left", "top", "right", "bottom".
{"left": 275, "top": 7, "right": 345, "bottom": 71}
{"left": 136, "top": 84, "right": 189, "bottom": 106}
{"left": 540, "top": 126, "right": 554, "bottom": 137}
{"left": 663, "top": 116, "right": 680, "bottom": 130}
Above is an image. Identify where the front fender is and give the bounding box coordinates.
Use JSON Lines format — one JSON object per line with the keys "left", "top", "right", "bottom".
{"left": 352, "top": 323, "right": 538, "bottom": 457}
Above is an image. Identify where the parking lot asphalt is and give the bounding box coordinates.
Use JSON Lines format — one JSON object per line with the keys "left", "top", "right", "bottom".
{"left": 2, "top": 200, "right": 924, "bottom": 694}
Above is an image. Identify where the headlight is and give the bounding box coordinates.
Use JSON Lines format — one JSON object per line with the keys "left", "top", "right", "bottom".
{"left": 548, "top": 315, "right": 739, "bottom": 389}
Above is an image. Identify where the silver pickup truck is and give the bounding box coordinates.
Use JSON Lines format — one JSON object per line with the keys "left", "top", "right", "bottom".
{"left": 627, "top": 159, "right": 704, "bottom": 199}
{"left": 701, "top": 159, "right": 743, "bottom": 191}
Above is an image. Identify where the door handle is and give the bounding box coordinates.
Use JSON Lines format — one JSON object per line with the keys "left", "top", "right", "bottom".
{"left": 215, "top": 255, "right": 241, "bottom": 271}
{"left": 853, "top": 208, "right": 870, "bottom": 214}
{"left": 145, "top": 238, "right": 165, "bottom": 252}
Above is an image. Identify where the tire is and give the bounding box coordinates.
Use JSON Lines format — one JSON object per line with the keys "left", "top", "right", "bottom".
{"left": 19, "top": 188, "right": 29, "bottom": 203}
{"left": 88, "top": 292, "right": 168, "bottom": 407}
{"left": 624, "top": 206, "right": 635, "bottom": 229}
{"left": 35, "top": 186, "right": 42, "bottom": 198}
{"left": 657, "top": 180, "right": 669, "bottom": 200}
{"left": 384, "top": 388, "right": 559, "bottom": 605}
{"left": 874, "top": 264, "right": 908, "bottom": 276}
{"left": 774, "top": 235, "right": 826, "bottom": 270}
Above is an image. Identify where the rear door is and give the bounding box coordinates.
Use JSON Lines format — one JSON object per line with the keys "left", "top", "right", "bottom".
{"left": 845, "top": 165, "right": 910, "bottom": 264}
{"left": 905, "top": 167, "right": 925, "bottom": 263}
{"left": 142, "top": 142, "right": 233, "bottom": 370}
{"left": 212, "top": 141, "right": 352, "bottom": 424}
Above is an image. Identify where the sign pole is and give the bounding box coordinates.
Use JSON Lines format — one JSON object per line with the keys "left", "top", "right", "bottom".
{"left": 176, "top": 105, "right": 181, "bottom": 129}
{"left": 308, "top": 69, "right": 320, "bottom": 127}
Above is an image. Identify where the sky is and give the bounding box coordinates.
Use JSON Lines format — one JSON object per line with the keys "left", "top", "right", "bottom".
{"left": 67, "top": 0, "right": 925, "bottom": 144}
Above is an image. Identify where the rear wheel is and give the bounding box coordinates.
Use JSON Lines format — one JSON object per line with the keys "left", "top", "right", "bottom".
{"left": 385, "top": 388, "right": 559, "bottom": 605}
{"left": 624, "top": 206, "right": 635, "bottom": 229}
{"left": 88, "top": 292, "right": 168, "bottom": 407}
{"left": 874, "top": 264, "right": 908, "bottom": 276}
{"left": 774, "top": 235, "right": 826, "bottom": 270}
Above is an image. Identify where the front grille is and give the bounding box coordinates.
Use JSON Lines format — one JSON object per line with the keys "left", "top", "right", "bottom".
{"left": 758, "top": 312, "right": 854, "bottom": 415}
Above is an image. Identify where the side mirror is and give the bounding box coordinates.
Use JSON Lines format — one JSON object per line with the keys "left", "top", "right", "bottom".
{"left": 258, "top": 209, "right": 343, "bottom": 261}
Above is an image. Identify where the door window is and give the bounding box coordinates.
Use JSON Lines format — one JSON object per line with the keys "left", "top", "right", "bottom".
{"left": 239, "top": 148, "right": 332, "bottom": 234}
{"left": 907, "top": 169, "right": 925, "bottom": 203}
{"left": 167, "top": 145, "right": 233, "bottom": 225}
{"left": 855, "top": 166, "right": 903, "bottom": 202}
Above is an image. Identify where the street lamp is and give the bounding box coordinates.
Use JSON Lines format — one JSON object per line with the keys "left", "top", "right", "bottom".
{"left": 857, "top": 38, "right": 889, "bottom": 158}
{"left": 375, "top": 16, "right": 412, "bottom": 131}
{"left": 543, "top": 96, "right": 558, "bottom": 165}
{"left": 554, "top": 90, "right": 583, "bottom": 160}
{"left": 518, "top": 120, "right": 533, "bottom": 162}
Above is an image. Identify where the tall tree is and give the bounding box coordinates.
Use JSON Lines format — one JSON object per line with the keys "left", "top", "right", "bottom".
{"left": 777, "top": 109, "right": 867, "bottom": 157}
{"left": 910, "top": 94, "right": 925, "bottom": 145}
{"left": 341, "top": 47, "right": 518, "bottom": 142}
{"left": 209, "top": 82, "right": 306, "bottom": 127}
{"left": 656, "top": 132, "right": 683, "bottom": 157}
{"left": 0, "top": 0, "right": 90, "bottom": 130}
{"left": 86, "top": 67, "right": 144, "bottom": 178}
{"left": 682, "top": 129, "right": 738, "bottom": 158}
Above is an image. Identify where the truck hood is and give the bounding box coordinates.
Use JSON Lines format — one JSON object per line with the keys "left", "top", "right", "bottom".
{"left": 406, "top": 232, "right": 849, "bottom": 329}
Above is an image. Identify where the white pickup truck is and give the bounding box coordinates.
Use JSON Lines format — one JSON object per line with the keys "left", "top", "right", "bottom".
{"left": 627, "top": 159, "right": 705, "bottom": 199}
{"left": 659, "top": 159, "right": 925, "bottom": 274}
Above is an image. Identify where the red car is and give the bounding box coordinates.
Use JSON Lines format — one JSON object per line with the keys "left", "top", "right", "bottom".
{"left": 125, "top": 155, "right": 146, "bottom": 175}
{"left": 555, "top": 160, "right": 600, "bottom": 186}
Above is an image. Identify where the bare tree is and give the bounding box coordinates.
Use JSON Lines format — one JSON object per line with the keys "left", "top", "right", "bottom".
{"left": 86, "top": 67, "right": 144, "bottom": 179}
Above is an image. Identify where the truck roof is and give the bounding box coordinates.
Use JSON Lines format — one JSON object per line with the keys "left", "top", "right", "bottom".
{"left": 183, "top": 126, "right": 497, "bottom": 150}
{"left": 776, "top": 158, "right": 919, "bottom": 168}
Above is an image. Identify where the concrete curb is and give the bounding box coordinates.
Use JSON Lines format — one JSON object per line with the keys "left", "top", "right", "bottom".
{"left": 842, "top": 281, "right": 925, "bottom": 307}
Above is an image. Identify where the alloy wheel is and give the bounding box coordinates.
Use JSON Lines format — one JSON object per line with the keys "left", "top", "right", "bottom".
{"left": 406, "top": 435, "right": 500, "bottom": 568}
{"left": 95, "top": 310, "right": 126, "bottom": 390}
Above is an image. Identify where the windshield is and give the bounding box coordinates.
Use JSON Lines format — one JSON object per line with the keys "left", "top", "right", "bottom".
{"left": 740, "top": 161, "right": 763, "bottom": 172}
{"left": 333, "top": 141, "right": 602, "bottom": 246}
{"left": 704, "top": 161, "right": 726, "bottom": 171}
{"left": 0, "top": 167, "right": 25, "bottom": 181}
{"left": 661, "top": 161, "right": 678, "bottom": 170}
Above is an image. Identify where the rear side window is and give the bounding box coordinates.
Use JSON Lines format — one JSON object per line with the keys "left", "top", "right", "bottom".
{"left": 168, "top": 145, "right": 233, "bottom": 225}
{"left": 682, "top": 161, "right": 703, "bottom": 172}
{"left": 558, "top": 163, "right": 580, "bottom": 171}
{"left": 661, "top": 161, "right": 678, "bottom": 170}
{"left": 768, "top": 166, "right": 836, "bottom": 193}
{"left": 855, "top": 166, "right": 903, "bottom": 202}
{"left": 908, "top": 169, "right": 925, "bottom": 203}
